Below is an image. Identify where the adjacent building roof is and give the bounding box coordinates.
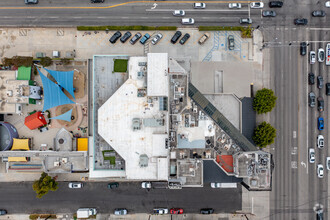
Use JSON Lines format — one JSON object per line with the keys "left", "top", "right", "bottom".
{"left": 24, "top": 111, "right": 47, "bottom": 130}
{"left": 147, "top": 53, "right": 169, "bottom": 97}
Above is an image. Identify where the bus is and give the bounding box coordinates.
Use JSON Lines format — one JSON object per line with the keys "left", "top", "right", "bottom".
{"left": 326, "top": 43, "right": 330, "bottom": 65}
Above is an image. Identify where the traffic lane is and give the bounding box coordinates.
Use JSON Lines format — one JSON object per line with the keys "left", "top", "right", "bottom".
{"left": 0, "top": 0, "right": 133, "bottom": 7}
{"left": 0, "top": 182, "right": 242, "bottom": 214}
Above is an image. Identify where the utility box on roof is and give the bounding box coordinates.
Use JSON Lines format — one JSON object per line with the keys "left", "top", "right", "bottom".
{"left": 52, "top": 51, "right": 60, "bottom": 58}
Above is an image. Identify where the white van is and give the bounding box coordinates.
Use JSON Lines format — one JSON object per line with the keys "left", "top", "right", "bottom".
{"left": 182, "top": 18, "right": 195, "bottom": 25}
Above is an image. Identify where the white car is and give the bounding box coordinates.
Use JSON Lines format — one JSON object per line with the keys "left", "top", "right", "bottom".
{"left": 317, "top": 135, "right": 324, "bottom": 148}
{"left": 326, "top": 1, "right": 330, "bottom": 7}
{"left": 181, "top": 18, "right": 194, "bottom": 25}
{"left": 141, "top": 182, "right": 151, "bottom": 189}
{"left": 151, "top": 33, "right": 163, "bottom": 45}
{"left": 210, "top": 182, "right": 221, "bottom": 188}
{"left": 153, "top": 208, "right": 168, "bottom": 215}
{"left": 250, "top": 2, "right": 264, "bottom": 8}
{"left": 318, "top": 48, "right": 325, "bottom": 62}
{"left": 193, "top": 3, "right": 206, "bottom": 9}
{"left": 310, "top": 51, "right": 316, "bottom": 64}
{"left": 173, "top": 10, "right": 185, "bottom": 16}
{"left": 317, "top": 164, "right": 324, "bottom": 178}
{"left": 114, "top": 209, "right": 127, "bottom": 215}
{"left": 229, "top": 3, "right": 241, "bottom": 9}
{"left": 309, "top": 148, "right": 315, "bottom": 163}
{"left": 327, "top": 157, "right": 330, "bottom": 170}
{"left": 68, "top": 182, "right": 83, "bottom": 188}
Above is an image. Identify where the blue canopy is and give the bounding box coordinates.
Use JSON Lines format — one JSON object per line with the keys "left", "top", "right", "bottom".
{"left": 38, "top": 69, "right": 75, "bottom": 111}
{"left": 49, "top": 108, "right": 73, "bottom": 122}
{"left": 44, "top": 68, "right": 76, "bottom": 100}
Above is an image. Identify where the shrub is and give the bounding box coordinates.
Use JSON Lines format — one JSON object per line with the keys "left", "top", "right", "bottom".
{"left": 1, "top": 56, "right": 33, "bottom": 67}
{"left": 40, "top": 56, "right": 53, "bottom": 67}
{"left": 253, "top": 88, "right": 277, "bottom": 114}
{"left": 77, "top": 26, "right": 177, "bottom": 31}
{"left": 61, "top": 58, "right": 71, "bottom": 65}
{"left": 253, "top": 122, "right": 276, "bottom": 148}
{"left": 198, "top": 26, "right": 253, "bottom": 38}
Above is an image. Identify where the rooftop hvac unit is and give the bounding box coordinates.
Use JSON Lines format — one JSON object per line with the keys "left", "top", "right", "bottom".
{"left": 62, "top": 158, "right": 68, "bottom": 163}
{"left": 54, "top": 161, "right": 60, "bottom": 167}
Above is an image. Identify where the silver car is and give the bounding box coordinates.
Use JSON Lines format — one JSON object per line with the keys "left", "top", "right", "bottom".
{"left": 151, "top": 34, "right": 163, "bottom": 45}
{"left": 240, "top": 18, "right": 252, "bottom": 24}
{"left": 173, "top": 10, "right": 185, "bottom": 16}
{"left": 68, "top": 182, "right": 83, "bottom": 188}
{"left": 310, "top": 51, "right": 316, "bottom": 64}
{"left": 317, "top": 135, "right": 324, "bottom": 149}
{"left": 25, "top": 0, "right": 38, "bottom": 3}
{"left": 114, "top": 209, "right": 127, "bottom": 215}
{"left": 193, "top": 3, "right": 206, "bottom": 9}
{"left": 309, "top": 148, "right": 315, "bottom": 163}
{"left": 318, "top": 48, "right": 325, "bottom": 62}
{"left": 229, "top": 3, "right": 241, "bottom": 8}
{"left": 309, "top": 92, "right": 316, "bottom": 107}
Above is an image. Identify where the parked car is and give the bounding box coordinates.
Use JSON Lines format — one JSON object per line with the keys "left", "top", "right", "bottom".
{"left": 170, "top": 208, "right": 183, "bottom": 214}
{"left": 310, "top": 51, "right": 316, "bottom": 64}
{"left": 228, "top": 35, "right": 234, "bottom": 50}
{"left": 193, "top": 3, "right": 206, "bottom": 9}
{"left": 240, "top": 18, "right": 252, "bottom": 24}
{"left": 141, "top": 182, "right": 151, "bottom": 188}
{"left": 181, "top": 18, "right": 195, "bottom": 25}
{"left": 114, "top": 209, "right": 127, "bottom": 215}
{"left": 327, "top": 157, "right": 330, "bottom": 170}
{"left": 312, "top": 10, "right": 326, "bottom": 17}
{"left": 326, "top": 83, "right": 330, "bottom": 96}
{"left": 109, "top": 31, "right": 122, "bottom": 44}
{"left": 171, "top": 31, "right": 182, "bottom": 44}
{"left": 250, "top": 2, "right": 264, "bottom": 8}
{"left": 130, "top": 32, "right": 142, "bottom": 45}
{"left": 107, "top": 182, "right": 119, "bottom": 189}
{"left": 180, "top": 33, "right": 190, "bottom": 45}
{"left": 317, "top": 76, "right": 324, "bottom": 89}
{"left": 318, "top": 117, "right": 324, "bottom": 131}
{"left": 200, "top": 208, "right": 214, "bottom": 214}
{"left": 0, "top": 210, "right": 7, "bottom": 216}
{"left": 317, "top": 135, "right": 324, "bottom": 149}
{"left": 198, "top": 32, "right": 210, "bottom": 45}
{"left": 326, "top": 1, "right": 330, "bottom": 7}
{"left": 309, "top": 148, "right": 315, "bottom": 163}
{"left": 151, "top": 33, "right": 163, "bottom": 45}
{"left": 140, "top": 33, "right": 150, "bottom": 44}
{"left": 229, "top": 3, "right": 241, "bottom": 8}
{"left": 25, "top": 0, "right": 38, "bottom": 4}
{"left": 210, "top": 182, "right": 220, "bottom": 188}
{"left": 153, "top": 208, "right": 168, "bottom": 215}
{"left": 294, "top": 18, "right": 308, "bottom": 25}
{"left": 317, "top": 164, "right": 324, "bottom": 178}
{"left": 308, "top": 73, "right": 315, "bottom": 85}
{"left": 317, "top": 97, "right": 324, "bottom": 112}
{"left": 308, "top": 92, "right": 315, "bottom": 107}
{"left": 91, "top": 0, "right": 104, "bottom": 2}
{"left": 269, "top": 1, "right": 283, "bottom": 8}
{"left": 318, "top": 48, "right": 325, "bottom": 62}
{"left": 262, "top": 11, "right": 277, "bottom": 17}
{"left": 173, "top": 10, "right": 185, "bottom": 16}
{"left": 300, "top": 42, "right": 307, "bottom": 56}
{"left": 120, "top": 31, "right": 132, "bottom": 43}
{"left": 68, "top": 182, "right": 83, "bottom": 189}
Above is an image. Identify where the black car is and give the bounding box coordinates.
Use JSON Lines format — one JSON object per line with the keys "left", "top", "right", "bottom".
{"left": 171, "top": 31, "right": 182, "bottom": 44}
{"left": 262, "top": 11, "right": 277, "bottom": 17}
{"left": 317, "top": 76, "right": 324, "bottom": 89}
{"left": 109, "top": 31, "right": 122, "bottom": 44}
{"left": 300, "top": 42, "right": 307, "bottom": 56}
{"left": 179, "top": 33, "right": 190, "bottom": 45}
{"left": 120, "top": 31, "right": 132, "bottom": 43}
{"left": 130, "top": 32, "right": 142, "bottom": 45}
{"left": 108, "top": 182, "right": 119, "bottom": 189}
{"left": 200, "top": 208, "right": 214, "bottom": 214}
{"left": 91, "top": 0, "right": 104, "bottom": 2}
{"left": 312, "top": 10, "right": 326, "bottom": 17}
{"left": 294, "top": 18, "right": 308, "bottom": 25}
{"left": 269, "top": 1, "right": 283, "bottom": 7}
{"left": 326, "top": 83, "right": 330, "bottom": 96}
{"left": 0, "top": 209, "right": 7, "bottom": 215}
{"left": 308, "top": 73, "right": 315, "bottom": 85}
{"left": 318, "top": 97, "right": 324, "bottom": 112}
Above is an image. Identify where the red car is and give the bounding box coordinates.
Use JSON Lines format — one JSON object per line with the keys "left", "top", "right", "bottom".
{"left": 170, "top": 208, "right": 183, "bottom": 214}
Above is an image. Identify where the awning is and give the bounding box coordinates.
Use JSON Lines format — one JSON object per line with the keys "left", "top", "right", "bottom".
{"left": 8, "top": 157, "right": 27, "bottom": 162}
{"left": 17, "top": 66, "right": 31, "bottom": 80}
{"left": 77, "top": 138, "right": 88, "bottom": 151}
{"left": 11, "top": 138, "right": 29, "bottom": 151}
{"left": 49, "top": 108, "right": 73, "bottom": 122}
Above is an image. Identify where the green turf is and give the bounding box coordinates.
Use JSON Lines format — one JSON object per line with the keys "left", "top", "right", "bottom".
{"left": 113, "top": 59, "right": 128, "bottom": 73}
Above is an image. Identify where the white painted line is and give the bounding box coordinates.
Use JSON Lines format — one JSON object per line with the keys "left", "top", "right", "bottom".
{"left": 306, "top": 39, "right": 309, "bottom": 175}
{"left": 145, "top": 9, "right": 250, "bottom": 12}
{"left": 310, "top": 28, "right": 330, "bottom": 30}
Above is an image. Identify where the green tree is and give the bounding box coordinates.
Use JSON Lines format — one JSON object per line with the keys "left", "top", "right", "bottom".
{"left": 253, "top": 122, "right": 276, "bottom": 148}
{"left": 253, "top": 88, "right": 277, "bottom": 114}
{"left": 32, "top": 172, "right": 58, "bottom": 198}
{"left": 40, "top": 57, "right": 53, "bottom": 67}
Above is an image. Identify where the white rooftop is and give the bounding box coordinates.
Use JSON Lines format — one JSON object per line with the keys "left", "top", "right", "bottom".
{"left": 147, "top": 53, "right": 169, "bottom": 97}
{"left": 98, "top": 56, "right": 169, "bottom": 180}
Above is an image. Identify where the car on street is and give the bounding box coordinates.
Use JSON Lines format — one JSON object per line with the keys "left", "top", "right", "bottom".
{"left": 107, "top": 182, "right": 119, "bottom": 189}
{"left": 193, "top": 3, "right": 206, "bottom": 9}
{"left": 326, "top": 83, "right": 330, "bottom": 96}
{"left": 316, "top": 208, "right": 324, "bottom": 220}
{"left": 308, "top": 73, "right": 315, "bottom": 85}
{"left": 318, "top": 117, "right": 324, "bottom": 131}
{"left": 310, "top": 51, "right": 316, "bottom": 64}
{"left": 25, "top": 0, "right": 38, "bottom": 4}
{"left": 294, "top": 18, "right": 308, "bottom": 25}
{"left": 309, "top": 148, "right": 315, "bottom": 163}
{"left": 151, "top": 33, "right": 163, "bottom": 45}
{"left": 120, "top": 31, "right": 132, "bottom": 43}
{"left": 109, "top": 31, "right": 122, "bottom": 44}
{"left": 68, "top": 182, "right": 83, "bottom": 189}
{"left": 312, "top": 10, "right": 326, "bottom": 17}
{"left": 308, "top": 92, "right": 315, "bottom": 107}
{"left": 0, "top": 210, "right": 7, "bottom": 215}
{"left": 130, "top": 32, "right": 142, "bottom": 45}
{"left": 140, "top": 33, "right": 150, "bottom": 44}
{"left": 317, "top": 164, "right": 324, "bottom": 178}
{"left": 262, "top": 11, "right": 276, "bottom": 17}
{"left": 181, "top": 18, "right": 195, "bottom": 25}
{"left": 300, "top": 42, "right": 307, "bottom": 56}
{"left": 317, "top": 76, "right": 324, "bottom": 89}
{"left": 240, "top": 18, "right": 252, "bottom": 24}
{"left": 317, "top": 135, "right": 324, "bottom": 149}
{"left": 173, "top": 10, "right": 185, "bottom": 16}
{"left": 250, "top": 2, "right": 264, "bottom": 8}
{"left": 171, "top": 31, "right": 182, "bottom": 44}
{"left": 91, "top": 0, "right": 104, "bottom": 2}
{"left": 114, "top": 209, "right": 127, "bottom": 215}
{"left": 210, "top": 182, "right": 221, "bottom": 188}
{"left": 318, "top": 48, "right": 325, "bottom": 62}
{"left": 228, "top": 35, "right": 234, "bottom": 50}
{"left": 153, "top": 208, "right": 168, "bottom": 215}
{"left": 180, "top": 33, "right": 190, "bottom": 45}
{"left": 327, "top": 157, "right": 330, "bottom": 170}
{"left": 141, "top": 182, "right": 151, "bottom": 188}
{"left": 269, "top": 1, "right": 283, "bottom": 8}
{"left": 200, "top": 208, "right": 214, "bottom": 214}
{"left": 317, "top": 97, "right": 324, "bottom": 112}
{"left": 170, "top": 208, "right": 184, "bottom": 214}
{"left": 229, "top": 3, "right": 241, "bottom": 8}
{"left": 326, "top": 1, "right": 330, "bottom": 7}
{"left": 198, "top": 32, "right": 210, "bottom": 45}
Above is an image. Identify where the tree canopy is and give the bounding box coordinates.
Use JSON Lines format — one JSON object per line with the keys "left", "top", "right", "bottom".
{"left": 253, "top": 88, "right": 277, "bottom": 114}
{"left": 32, "top": 172, "right": 58, "bottom": 198}
{"left": 253, "top": 122, "right": 276, "bottom": 148}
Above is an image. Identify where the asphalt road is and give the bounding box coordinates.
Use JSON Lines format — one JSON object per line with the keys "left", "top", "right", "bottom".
{"left": 0, "top": 182, "right": 242, "bottom": 214}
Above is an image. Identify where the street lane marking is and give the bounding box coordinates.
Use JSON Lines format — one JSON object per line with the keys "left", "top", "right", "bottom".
{"left": 146, "top": 9, "right": 250, "bottom": 12}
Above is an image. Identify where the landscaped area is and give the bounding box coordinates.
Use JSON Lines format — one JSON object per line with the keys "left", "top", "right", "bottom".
{"left": 102, "top": 150, "right": 116, "bottom": 165}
